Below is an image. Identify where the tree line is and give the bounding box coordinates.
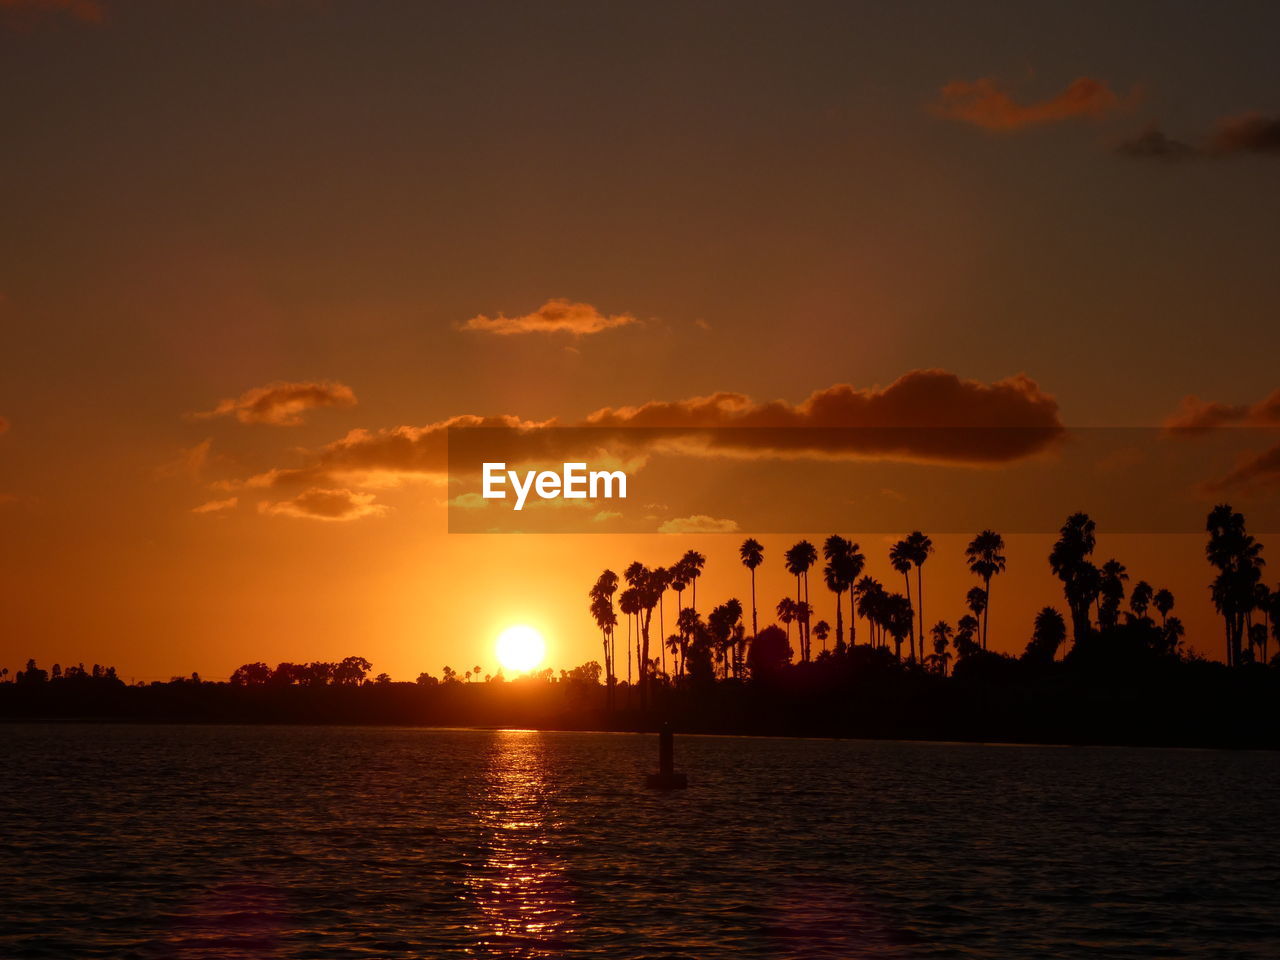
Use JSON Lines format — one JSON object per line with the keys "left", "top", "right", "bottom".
{"left": 587, "top": 504, "right": 1278, "bottom": 706}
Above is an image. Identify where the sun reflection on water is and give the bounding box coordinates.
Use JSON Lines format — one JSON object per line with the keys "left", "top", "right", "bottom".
{"left": 465, "top": 730, "right": 577, "bottom": 956}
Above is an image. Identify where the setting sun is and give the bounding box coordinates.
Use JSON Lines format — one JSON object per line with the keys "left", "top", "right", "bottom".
{"left": 495, "top": 625, "right": 546, "bottom": 673}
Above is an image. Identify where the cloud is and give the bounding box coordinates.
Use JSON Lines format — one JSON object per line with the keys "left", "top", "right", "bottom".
{"left": 1164, "top": 389, "right": 1280, "bottom": 434}
{"left": 258, "top": 488, "right": 388, "bottom": 522}
{"left": 658, "top": 515, "right": 740, "bottom": 534}
{"left": 592, "top": 510, "right": 623, "bottom": 523}
{"left": 1210, "top": 113, "right": 1280, "bottom": 155}
{"left": 462, "top": 298, "right": 637, "bottom": 336}
{"left": 193, "top": 496, "right": 238, "bottom": 515}
{"left": 1203, "top": 443, "right": 1280, "bottom": 495}
{"left": 1119, "top": 113, "right": 1280, "bottom": 161}
{"left": 934, "top": 76, "right": 1122, "bottom": 131}
{"left": 192, "top": 380, "right": 357, "bottom": 426}
{"left": 1116, "top": 126, "right": 1194, "bottom": 159}
{"left": 246, "top": 414, "right": 554, "bottom": 489}
{"left": 155, "top": 438, "right": 213, "bottom": 480}
{"left": 240, "top": 370, "right": 1062, "bottom": 498}
{"left": 584, "top": 369, "right": 1064, "bottom": 464}
{"left": 0, "top": 0, "right": 104, "bottom": 24}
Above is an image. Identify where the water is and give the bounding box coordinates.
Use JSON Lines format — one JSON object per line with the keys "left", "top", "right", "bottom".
{"left": 2, "top": 724, "right": 1278, "bottom": 959}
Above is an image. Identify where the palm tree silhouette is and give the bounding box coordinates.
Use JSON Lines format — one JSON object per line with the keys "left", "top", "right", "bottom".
{"left": 776, "top": 596, "right": 796, "bottom": 642}
{"left": 822, "top": 535, "right": 863, "bottom": 650}
{"left": 1129, "top": 580, "right": 1154, "bottom": 623}
{"left": 619, "top": 587, "right": 639, "bottom": 687}
{"left": 1205, "top": 504, "right": 1265, "bottom": 666}
{"left": 965, "top": 530, "right": 1006, "bottom": 650}
{"left": 739, "top": 539, "right": 764, "bottom": 639}
{"left": 930, "top": 620, "right": 953, "bottom": 676}
{"left": 889, "top": 538, "right": 915, "bottom": 660}
{"left": 681, "top": 550, "right": 706, "bottom": 614}
{"left": 1050, "top": 513, "right": 1097, "bottom": 646}
{"left": 966, "top": 586, "right": 987, "bottom": 627}
{"left": 1153, "top": 587, "right": 1175, "bottom": 627}
{"left": 813, "top": 619, "right": 830, "bottom": 654}
{"left": 854, "top": 576, "right": 884, "bottom": 649}
{"left": 589, "top": 570, "right": 619, "bottom": 706}
{"left": 1024, "top": 607, "right": 1066, "bottom": 664}
{"left": 906, "top": 531, "right": 933, "bottom": 647}
{"left": 784, "top": 541, "right": 817, "bottom": 660}
{"left": 1099, "top": 559, "right": 1129, "bottom": 630}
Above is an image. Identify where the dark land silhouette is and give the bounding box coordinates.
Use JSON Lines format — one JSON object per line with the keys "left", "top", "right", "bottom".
{"left": 4, "top": 506, "right": 1279, "bottom": 748}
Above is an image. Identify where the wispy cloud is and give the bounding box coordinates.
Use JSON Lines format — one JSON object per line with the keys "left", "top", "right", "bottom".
{"left": 192, "top": 496, "right": 238, "bottom": 515}
{"left": 657, "top": 515, "right": 740, "bottom": 534}
{"left": 934, "top": 76, "right": 1123, "bottom": 131}
{"left": 191, "top": 381, "right": 357, "bottom": 427}
{"left": 1164, "top": 388, "right": 1280, "bottom": 433}
{"left": 462, "top": 298, "right": 637, "bottom": 336}
{"left": 258, "top": 488, "right": 388, "bottom": 522}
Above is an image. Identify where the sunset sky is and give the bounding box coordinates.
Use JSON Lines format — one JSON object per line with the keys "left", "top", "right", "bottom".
{"left": 2, "top": 0, "right": 1279, "bottom": 681}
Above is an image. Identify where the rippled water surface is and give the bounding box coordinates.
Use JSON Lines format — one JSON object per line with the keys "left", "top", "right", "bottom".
{"left": 3, "top": 724, "right": 1279, "bottom": 958}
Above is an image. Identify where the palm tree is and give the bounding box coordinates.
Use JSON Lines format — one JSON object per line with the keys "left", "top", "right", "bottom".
{"left": 664, "top": 632, "right": 682, "bottom": 679}
{"left": 670, "top": 563, "right": 689, "bottom": 627}
{"left": 813, "top": 620, "right": 830, "bottom": 653}
{"left": 1206, "top": 504, "right": 1265, "bottom": 666}
{"left": 854, "top": 576, "right": 884, "bottom": 648}
{"left": 589, "top": 570, "right": 619, "bottom": 706}
{"left": 619, "top": 587, "right": 639, "bottom": 687}
{"left": 653, "top": 566, "right": 671, "bottom": 676}
{"left": 823, "top": 535, "right": 863, "bottom": 649}
{"left": 883, "top": 593, "right": 913, "bottom": 660}
{"left": 1098, "top": 559, "right": 1128, "bottom": 630}
{"left": 739, "top": 539, "right": 764, "bottom": 638}
{"left": 889, "top": 538, "right": 915, "bottom": 660}
{"left": 906, "top": 531, "right": 933, "bottom": 646}
{"left": 776, "top": 597, "right": 797, "bottom": 642}
{"left": 954, "top": 615, "right": 980, "bottom": 659}
{"left": 1050, "top": 512, "right": 1097, "bottom": 647}
{"left": 1129, "top": 580, "right": 1153, "bottom": 622}
{"left": 784, "top": 541, "right": 817, "bottom": 660}
{"left": 966, "top": 586, "right": 987, "bottom": 624}
{"left": 1152, "top": 587, "right": 1174, "bottom": 627}
{"left": 965, "top": 530, "right": 1006, "bottom": 650}
{"left": 708, "top": 599, "right": 743, "bottom": 679}
{"left": 930, "top": 620, "right": 953, "bottom": 676}
{"left": 676, "top": 607, "right": 703, "bottom": 678}
{"left": 1024, "top": 607, "right": 1067, "bottom": 664}
{"left": 681, "top": 549, "right": 706, "bottom": 613}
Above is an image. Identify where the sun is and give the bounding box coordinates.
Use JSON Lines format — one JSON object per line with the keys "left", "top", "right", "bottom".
{"left": 495, "top": 624, "right": 546, "bottom": 673}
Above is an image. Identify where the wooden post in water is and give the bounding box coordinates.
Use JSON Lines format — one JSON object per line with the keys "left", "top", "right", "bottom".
{"left": 645, "top": 722, "right": 688, "bottom": 789}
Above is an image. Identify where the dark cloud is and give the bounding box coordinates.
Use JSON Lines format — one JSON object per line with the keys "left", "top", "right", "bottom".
{"left": 192, "top": 381, "right": 357, "bottom": 427}
{"left": 1116, "top": 126, "right": 1194, "bottom": 159}
{"left": 1211, "top": 113, "right": 1280, "bottom": 154}
{"left": 462, "top": 298, "right": 637, "bottom": 336}
{"left": 584, "top": 369, "right": 1064, "bottom": 464}
{"left": 243, "top": 370, "right": 1063, "bottom": 501}
{"left": 1119, "top": 113, "right": 1280, "bottom": 160}
{"left": 934, "top": 77, "right": 1122, "bottom": 131}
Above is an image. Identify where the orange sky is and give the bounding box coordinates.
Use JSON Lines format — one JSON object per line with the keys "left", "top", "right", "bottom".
{"left": 2, "top": 1, "right": 1279, "bottom": 680}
